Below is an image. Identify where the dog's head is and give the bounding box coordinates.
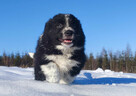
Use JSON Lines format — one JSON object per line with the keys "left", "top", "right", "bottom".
{"left": 43, "top": 14, "right": 85, "bottom": 47}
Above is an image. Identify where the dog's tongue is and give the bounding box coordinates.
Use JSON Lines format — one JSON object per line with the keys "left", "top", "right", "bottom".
{"left": 63, "top": 40, "right": 72, "bottom": 43}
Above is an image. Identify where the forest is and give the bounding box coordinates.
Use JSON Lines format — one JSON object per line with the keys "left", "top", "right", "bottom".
{"left": 0, "top": 52, "right": 33, "bottom": 68}
{"left": 85, "top": 46, "right": 136, "bottom": 73}
{"left": 0, "top": 45, "right": 136, "bottom": 73}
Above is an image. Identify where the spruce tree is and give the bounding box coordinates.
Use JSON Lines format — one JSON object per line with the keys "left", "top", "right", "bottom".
{"left": 88, "top": 53, "right": 94, "bottom": 70}
{"left": 15, "top": 53, "right": 22, "bottom": 67}
{"left": 0, "top": 56, "right": 2, "bottom": 65}
{"left": 113, "top": 55, "right": 117, "bottom": 71}
{"left": 125, "top": 45, "right": 132, "bottom": 72}
{"left": 102, "top": 49, "right": 110, "bottom": 70}
{"left": 109, "top": 52, "right": 113, "bottom": 70}
{"left": 118, "top": 52, "right": 125, "bottom": 71}
{"left": 133, "top": 52, "right": 136, "bottom": 73}
{"left": 2, "top": 52, "right": 8, "bottom": 66}
{"left": 96, "top": 55, "right": 102, "bottom": 68}
{"left": 10, "top": 53, "right": 15, "bottom": 66}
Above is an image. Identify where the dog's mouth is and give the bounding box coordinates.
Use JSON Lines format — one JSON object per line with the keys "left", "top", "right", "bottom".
{"left": 59, "top": 38, "right": 73, "bottom": 45}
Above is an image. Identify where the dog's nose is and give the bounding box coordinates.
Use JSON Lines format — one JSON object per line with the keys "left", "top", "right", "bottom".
{"left": 65, "top": 30, "right": 73, "bottom": 36}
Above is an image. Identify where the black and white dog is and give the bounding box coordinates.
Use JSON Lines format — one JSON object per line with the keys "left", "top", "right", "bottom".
{"left": 34, "top": 14, "right": 86, "bottom": 84}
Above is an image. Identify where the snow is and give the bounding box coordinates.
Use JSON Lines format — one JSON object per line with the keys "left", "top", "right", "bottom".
{"left": 28, "top": 52, "right": 34, "bottom": 58}
{"left": 0, "top": 66, "right": 136, "bottom": 96}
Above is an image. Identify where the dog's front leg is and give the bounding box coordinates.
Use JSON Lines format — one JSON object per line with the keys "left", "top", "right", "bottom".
{"left": 41, "top": 62, "right": 60, "bottom": 83}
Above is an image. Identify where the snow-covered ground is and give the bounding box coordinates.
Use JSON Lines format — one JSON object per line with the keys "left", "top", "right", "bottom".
{"left": 0, "top": 66, "right": 136, "bottom": 96}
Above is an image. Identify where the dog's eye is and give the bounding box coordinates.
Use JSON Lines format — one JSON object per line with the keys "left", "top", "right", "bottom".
{"left": 57, "top": 24, "right": 63, "bottom": 28}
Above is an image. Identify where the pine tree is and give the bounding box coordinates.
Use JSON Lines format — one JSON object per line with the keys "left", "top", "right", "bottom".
{"left": 14, "top": 53, "right": 22, "bottom": 67}
{"left": 2, "top": 52, "right": 8, "bottom": 66}
{"left": 84, "top": 54, "right": 92, "bottom": 70}
{"left": 7, "top": 54, "right": 11, "bottom": 67}
{"left": 0, "top": 56, "right": 2, "bottom": 65}
{"left": 109, "top": 52, "right": 113, "bottom": 70}
{"left": 133, "top": 52, "right": 136, "bottom": 73}
{"left": 125, "top": 45, "right": 132, "bottom": 72}
{"left": 129, "top": 54, "right": 134, "bottom": 73}
{"left": 101, "top": 49, "right": 110, "bottom": 70}
{"left": 10, "top": 53, "right": 15, "bottom": 66}
{"left": 118, "top": 51, "right": 125, "bottom": 71}
{"left": 88, "top": 53, "right": 94, "bottom": 70}
{"left": 96, "top": 55, "right": 102, "bottom": 68}
{"left": 84, "top": 55, "right": 89, "bottom": 69}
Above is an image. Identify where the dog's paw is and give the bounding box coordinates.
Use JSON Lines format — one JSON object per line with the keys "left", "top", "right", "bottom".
{"left": 59, "top": 75, "right": 75, "bottom": 84}
{"left": 46, "top": 72, "right": 60, "bottom": 83}
{"left": 59, "top": 79, "right": 69, "bottom": 84}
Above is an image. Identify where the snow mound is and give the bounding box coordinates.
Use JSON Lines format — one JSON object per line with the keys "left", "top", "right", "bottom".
{"left": 0, "top": 66, "right": 136, "bottom": 96}
{"left": 28, "top": 52, "right": 34, "bottom": 58}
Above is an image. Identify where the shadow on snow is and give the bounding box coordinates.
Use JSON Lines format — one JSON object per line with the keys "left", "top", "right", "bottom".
{"left": 73, "top": 72, "right": 136, "bottom": 85}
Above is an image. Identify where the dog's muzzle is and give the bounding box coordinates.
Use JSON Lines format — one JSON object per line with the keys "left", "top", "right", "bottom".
{"left": 59, "top": 30, "right": 74, "bottom": 45}
{"left": 64, "top": 30, "right": 74, "bottom": 37}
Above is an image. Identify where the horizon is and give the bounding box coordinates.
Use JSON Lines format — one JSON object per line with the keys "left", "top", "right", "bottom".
{"left": 0, "top": 0, "right": 136, "bottom": 56}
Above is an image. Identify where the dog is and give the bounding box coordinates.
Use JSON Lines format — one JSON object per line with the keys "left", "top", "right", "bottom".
{"left": 34, "top": 14, "right": 86, "bottom": 84}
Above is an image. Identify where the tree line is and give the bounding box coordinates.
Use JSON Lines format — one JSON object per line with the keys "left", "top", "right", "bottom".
{"left": 0, "top": 52, "right": 33, "bottom": 68}
{"left": 84, "top": 46, "right": 136, "bottom": 73}
{"left": 0, "top": 45, "right": 136, "bottom": 73}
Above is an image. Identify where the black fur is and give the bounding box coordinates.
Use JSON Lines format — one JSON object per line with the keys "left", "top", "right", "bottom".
{"left": 34, "top": 14, "right": 86, "bottom": 82}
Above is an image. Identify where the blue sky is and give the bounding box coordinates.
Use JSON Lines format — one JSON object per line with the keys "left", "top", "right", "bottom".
{"left": 0, "top": 0, "right": 136, "bottom": 56}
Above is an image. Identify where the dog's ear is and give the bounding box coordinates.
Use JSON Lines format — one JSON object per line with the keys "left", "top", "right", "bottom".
{"left": 44, "top": 19, "right": 53, "bottom": 34}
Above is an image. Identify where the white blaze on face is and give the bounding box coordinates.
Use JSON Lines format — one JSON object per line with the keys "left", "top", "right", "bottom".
{"left": 62, "top": 14, "right": 74, "bottom": 34}
{"left": 65, "top": 14, "right": 70, "bottom": 27}
{"left": 60, "top": 14, "right": 75, "bottom": 47}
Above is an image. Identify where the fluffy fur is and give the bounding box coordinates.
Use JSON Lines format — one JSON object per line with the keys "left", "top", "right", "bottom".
{"left": 34, "top": 14, "right": 86, "bottom": 84}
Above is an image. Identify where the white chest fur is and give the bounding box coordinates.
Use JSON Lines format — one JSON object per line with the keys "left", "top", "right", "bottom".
{"left": 45, "top": 45, "right": 81, "bottom": 72}
{"left": 46, "top": 54, "right": 78, "bottom": 72}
